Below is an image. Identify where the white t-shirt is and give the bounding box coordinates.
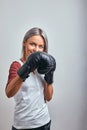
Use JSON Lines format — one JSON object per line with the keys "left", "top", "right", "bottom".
{"left": 13, "top": 60, "right": 50, "bottom": 129}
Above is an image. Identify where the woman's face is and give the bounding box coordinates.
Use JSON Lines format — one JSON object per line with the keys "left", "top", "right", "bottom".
{"left": 23, "top": 35, "right": 45, "bottom": 58}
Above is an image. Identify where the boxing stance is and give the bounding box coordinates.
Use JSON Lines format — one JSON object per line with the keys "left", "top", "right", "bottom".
{"left": 5, "top": 27, "right": 56, "bottom": 130}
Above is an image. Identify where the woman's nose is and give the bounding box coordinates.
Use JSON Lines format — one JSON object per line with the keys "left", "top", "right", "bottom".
{"left": 34, "top": 46, "right": 39, "bottom": 52}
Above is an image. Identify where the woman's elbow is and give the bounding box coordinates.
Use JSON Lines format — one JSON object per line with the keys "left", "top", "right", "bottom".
{"left": 5, "top": 88, "right": 12, "bottom": 98}
{"left": 45, "top": 95, "right": 52, "bottom": 101}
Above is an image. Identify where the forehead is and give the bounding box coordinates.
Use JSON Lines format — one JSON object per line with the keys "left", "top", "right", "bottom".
{"left": 27, "top": 35, "right": 45, "bottom": 43}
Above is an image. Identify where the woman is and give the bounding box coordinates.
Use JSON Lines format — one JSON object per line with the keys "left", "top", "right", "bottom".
{"left": 5, "top": 27, "right": 56, "bottom": 130}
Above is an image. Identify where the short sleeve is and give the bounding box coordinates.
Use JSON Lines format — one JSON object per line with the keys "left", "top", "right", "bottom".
{"left": 6, "top": 61, "right": 21, "bottom": 87}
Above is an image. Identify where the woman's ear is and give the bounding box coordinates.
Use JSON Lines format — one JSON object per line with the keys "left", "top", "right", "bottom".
{"left": 23, "top": 42, "right": 25, "bottom": 47}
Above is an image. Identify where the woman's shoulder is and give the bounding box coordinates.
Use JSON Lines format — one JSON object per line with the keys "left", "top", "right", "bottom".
{"left": 10, "top": 60, "right": 22, "bottom": 69}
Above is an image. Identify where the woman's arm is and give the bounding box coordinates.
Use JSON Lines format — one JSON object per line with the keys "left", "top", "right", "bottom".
{"left": 5, "top": 61, "right": 23, "bottom": 98}
{"left": 44, "top": 83, "right": 53, "bottom": 101}
{"left": 5, "top": 76, "right": 23, "bottom": 98}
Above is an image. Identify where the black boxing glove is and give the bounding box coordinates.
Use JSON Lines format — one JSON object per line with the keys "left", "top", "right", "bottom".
{"left": 44, "top": 55, "right": 56, "bottom": 84}
{"left": 37, "top": 52, "right": 56, "bottom": 84}
{"left": 17, "top": 52, "right": 41, "bottom": 81}
{"left": 37, "top": 52, "right": 56, "bottom": 74}
{"left": 44, "top": 69, "right": 55, "bottom": 84}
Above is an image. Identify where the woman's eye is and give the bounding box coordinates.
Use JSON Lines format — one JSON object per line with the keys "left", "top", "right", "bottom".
{"left": 39, "top": 45, "right": 44, "bottom": 49}
{"left": 30, "top": 42, "right": 35, "bottom": 46}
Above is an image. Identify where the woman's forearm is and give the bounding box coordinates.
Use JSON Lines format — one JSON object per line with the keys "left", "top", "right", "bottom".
{"left": 5, "top": 75, "right": 23, "bottom": 98}
{"left": 44, "top": 83, "right": 53, "bottom": 101}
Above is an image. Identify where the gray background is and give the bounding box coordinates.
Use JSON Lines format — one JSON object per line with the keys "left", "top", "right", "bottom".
{"left": 0, "top": 0, "right": 87, "bottom": 130}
